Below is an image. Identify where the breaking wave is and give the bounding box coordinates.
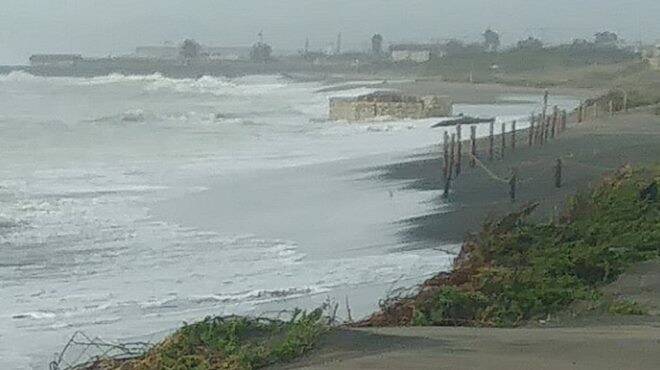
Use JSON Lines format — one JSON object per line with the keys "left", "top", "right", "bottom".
{"left": 0, "top": 71, "right": 290, "bottom": 97}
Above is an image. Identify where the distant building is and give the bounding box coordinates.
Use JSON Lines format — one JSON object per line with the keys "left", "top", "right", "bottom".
{"left": 134, "top": 46, "right": 180, "bottom": 60}
{"left": 642, "top": 44, "right": 660, "bottom": 70}
{"left": 29, "top": 54, "right": 83, "bottom": 67}
{"left": 389, "top": 44, "right": 445, "bottom": 63}
{"left": 204, "top": 47, "right": 251, "bottom": 61}
{"left": 134, "top": 45, "right": 251, "bottom": 61}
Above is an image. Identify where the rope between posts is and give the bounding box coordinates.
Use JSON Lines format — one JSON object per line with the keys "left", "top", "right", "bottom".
{"left": 469, "top": 153, "right": 511, "bottom": 184}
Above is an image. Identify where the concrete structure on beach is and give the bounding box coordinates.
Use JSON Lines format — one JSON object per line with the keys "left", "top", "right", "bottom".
{"left": 329, "top": 91, "right": 452, "bottom": 121}
{"left": 642, "top": 44, "right": 660, "bottom": 70}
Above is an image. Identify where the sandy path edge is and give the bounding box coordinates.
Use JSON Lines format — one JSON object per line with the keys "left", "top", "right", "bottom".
{"left": 279, "top": 324, "right": 660, "bottom": 370}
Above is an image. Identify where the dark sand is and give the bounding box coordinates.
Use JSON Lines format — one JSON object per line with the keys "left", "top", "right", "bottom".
{"left": 380, "top": 106, "right": 660, "bottom": 248}
{"left": 279, "top": 94, "right": 660, "bottom": 369}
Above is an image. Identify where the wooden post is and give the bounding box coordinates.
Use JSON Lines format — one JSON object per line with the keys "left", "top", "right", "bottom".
{"left": 555, "top": 158, "right": 562, "bottom": 188}
{"left": 456, "top": 125, "right": 462, "bottom": 176}
{"left": 444, "top": 134, "right": 456, "bottom": 198}
{"left": 443, "top": 131, "right": 449, "bottom": 179}
{"left": 470, "top": 125, "right": 477, "bottom": 168}
{"left": 488, "top": 120, "right": 494, "bottom": 161}
{"left": 449, "top": 133, "right": 456, "bottom": 178}
{"left": 578, "top": 104, "right": 583, "bottom": 123}
{"left": 551, "top": 105, "right": 558, "bottom": 139}
{"left": 542, "top": 89, "right": 549, "bottom": 122}
{"left": 529, "top": 115, "right": 535, "bottom": 147}
{"left": 585, "top": 105, "right": 590, "bottom": 121}
{"left": 509, "top": 167, "right": 518, "bottom": 202}
{"left": 443, "top": 172, "right": 451, "bottom": 198}
{"left": 540, "top": 116, "right": 548, "bottom": 145}
{"left": 561, "top": 110, "right": 567, "bottom": 132}
{"left": 511, "top": 120, "right": 516, "bottom": 151}
{"left": 623, "top": 91, "right": 628, "bottom": 113}
{"left": 609, "top": 100, "right": 614, "bottom": 116}
{"left": 500, "top": 122, "right": 506, "bottom": 159}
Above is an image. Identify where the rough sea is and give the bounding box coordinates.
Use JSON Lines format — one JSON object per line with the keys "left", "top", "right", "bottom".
{"left": 0, "top": 71, "right": 577, "bottom": 368}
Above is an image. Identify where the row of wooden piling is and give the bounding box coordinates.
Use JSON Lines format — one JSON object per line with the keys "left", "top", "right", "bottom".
{"left": 440, "top": 90, "right": 630, "bottom": 201}
{"left": 442, "top": 104, "right": 572, "bottom": 201}
{"left": 577, "top": 95, "right": 628, "bottom": 123}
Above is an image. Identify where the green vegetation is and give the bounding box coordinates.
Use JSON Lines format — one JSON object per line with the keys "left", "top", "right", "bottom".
{"left": 421, "top": 41, "right": 660, "bottom": 111}
{"left": 423, "top": 44, "right": 637, "bottom": 86}
{"left": 607, "top": 299, "right": 648, "bottom": 316}
{"left": 82, "top": 308, "right": 328, "bottom": 370}
{"left": 366, "top": 166, "right": 659, "bottom": 328}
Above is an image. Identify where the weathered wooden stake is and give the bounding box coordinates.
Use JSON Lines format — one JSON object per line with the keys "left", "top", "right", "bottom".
{"left": 443, "top": 131, "right": 449, "bottom": 179}
{"left": 443, "top": 174, "right": 451, "bottom": 198}
{"left": 551, "top": 105, "right": 558, "bottom": 139}
{"left": 500, "top": 122, "right": 506, "bottom": 159}
{"left": 561, "top": 110, "right": 567, "bottom": 132}
{"left": 578, "top": 104, "right": 583, "bottom": 123}
{"left": 511, "top": 120, "right": 516, "bottom": 151}
{"left": 583, "top": 105, "right": 589, "bottom": 122}
{"left": 529, "top": 115, "right": 535, "bottom": 147}
{"left": 509, "top": 167, "right": 518, "bottom": 202}
{"left": 456, "top": 125, "right": 462, "bottom": 176}
{"left": 470, "top": 125, "right": 477, "bottom": 168}
{"left": 609, "top": 100, "right": 614, "bottom": 116}
{"left": 623, "top": 91, "right": 628, "bottom": 113}
{"left": 488, "top": 120, "right": 494, "bottom": 161}
{"left": 540, "top": 116, "right": 548, "bottom": 145}
{"left": 542, "top": 116, "right": 548, "bottom": 143}
{"left": 542, "top": 90, "right": 549, "bottom": 122}
{"left": 444, "top": 134, "right": 456, "bottom": 198}
{"left": 555, "top": 158, "right": 562, "bottom": 188}
{"left": 449, "top": 133, "right": 456, "bottom": 177}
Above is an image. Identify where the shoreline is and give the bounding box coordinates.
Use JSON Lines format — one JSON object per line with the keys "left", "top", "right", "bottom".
{"left": 283, "top": 102, "right": 660, "bottom": 369}
{"left": 46, "top": 75, "right": 660, "bottom": 369}
{"left": 375, "top": 104, "right": 660, "bottom": 247}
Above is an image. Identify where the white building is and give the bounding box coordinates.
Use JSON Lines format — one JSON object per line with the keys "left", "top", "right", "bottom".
{"left": 389, "top": 44, "right": 445, "bottom": 63}
{"left": 642, "top": 44, "right": 660, "bottom": 70}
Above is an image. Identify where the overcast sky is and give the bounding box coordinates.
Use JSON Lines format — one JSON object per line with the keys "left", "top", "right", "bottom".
{"left": 1, "top": 0, "right": 659, "bottom": 65}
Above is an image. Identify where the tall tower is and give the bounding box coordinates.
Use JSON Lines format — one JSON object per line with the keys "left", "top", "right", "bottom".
{"left": 336, "top": 33, "right": 342, "bottom": 55}
{"left": 371, "top": 34, "right": 383, "bottom": 56}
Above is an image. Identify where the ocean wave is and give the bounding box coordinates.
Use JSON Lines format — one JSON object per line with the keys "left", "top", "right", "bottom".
{"left": 0, "top": 71, "right": 291, "bottom": 97}
{"left": 88, "top": 109, "right": 147, "bottom": 124}
{"left": 0, "top": 70, "right": 42, "bottom": 82}
{"left": 139, "top": 286, "right": 328, "bottom": 311}
{"left": 12, "top": 311, "right": 56, "bottom": 320}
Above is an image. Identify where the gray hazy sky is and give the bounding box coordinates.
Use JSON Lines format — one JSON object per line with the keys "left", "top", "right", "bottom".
{"left": 1, "top": 0, "right": 659, "bottom": 65}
